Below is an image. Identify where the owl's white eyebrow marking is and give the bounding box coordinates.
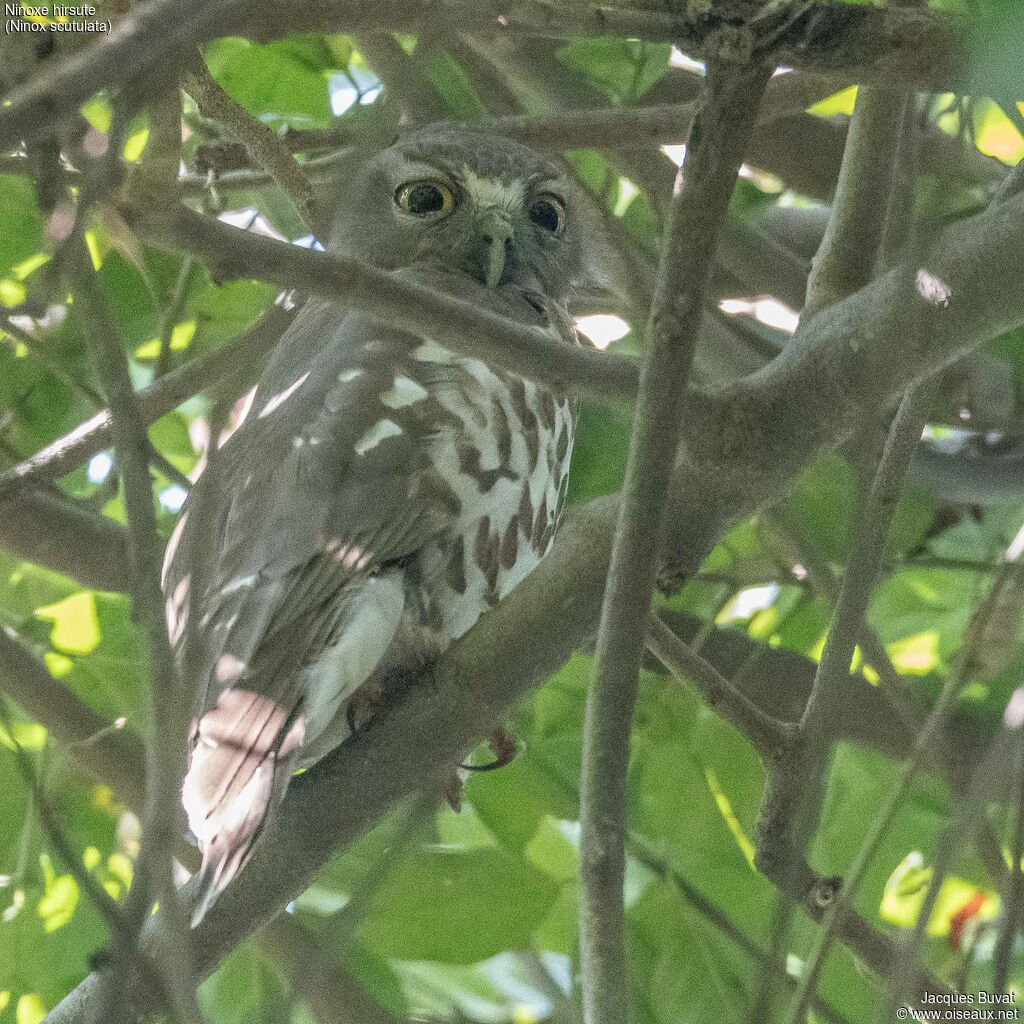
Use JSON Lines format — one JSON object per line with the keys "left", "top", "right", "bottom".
{"left": 354, "top": 419, "right": 403, "bottom": 455}
{"left": 258, "top": 371, "right": 310, "bottom": 418}
{"left": 461, "top": 167, "right": 524, "bottom": 211}
{"left": 338, "top": 368, "right": 364, "bottom": 383}
{"left": 380, "top": 375, "right": 428, "bottom": 409}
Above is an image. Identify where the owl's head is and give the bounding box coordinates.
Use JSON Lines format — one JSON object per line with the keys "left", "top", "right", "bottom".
{"left": 331, "top": 126, "right": 616, "bottom": 304}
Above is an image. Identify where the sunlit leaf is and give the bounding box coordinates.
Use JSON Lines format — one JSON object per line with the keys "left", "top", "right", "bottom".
{"left": 35, "top": 593, "right": 101, "bottom": 657}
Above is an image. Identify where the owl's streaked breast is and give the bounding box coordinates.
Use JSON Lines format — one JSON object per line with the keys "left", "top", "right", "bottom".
{"left": 410, "top": 339, "right": 574, "bottom": 641}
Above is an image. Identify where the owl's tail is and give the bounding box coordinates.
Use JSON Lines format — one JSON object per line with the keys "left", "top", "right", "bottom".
{"left": 183, "top": 687, "right": 305, "bottom": 926}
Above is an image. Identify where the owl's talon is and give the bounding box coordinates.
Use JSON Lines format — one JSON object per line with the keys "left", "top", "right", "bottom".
{"left": 460, "top": 726, "right": 518, "bottom": 772}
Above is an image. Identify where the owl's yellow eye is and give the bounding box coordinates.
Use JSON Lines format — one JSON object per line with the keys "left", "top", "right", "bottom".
{"left": 529, "top": 194, "right": 565, "bottom": 235}
{"left": 395, "top": 180, "right": 455, "bottom": 217}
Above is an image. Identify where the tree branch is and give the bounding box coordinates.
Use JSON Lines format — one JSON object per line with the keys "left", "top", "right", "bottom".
{"left": 0, "top": 490, "right": 130, "bottom": 591}
{"left": 753, "top": 78, "right": 923, "bottom": 931}
{"left": 353, "top": 33, "right": 448, "bottom": 124}
{"left": 0, "top": 0, "right": 248, "bottom": 149}
{"left": 0, "top": 302, "right": 296, "bottom": 500}
{"left": 68, "top": 240, "right": 204, "bottom": 1024}
{"left": 646, "top": 616, "right": 795, "bottom": 758}
{"left": 578, "top": 53, "right": 771, "bottom": 1024}
{"left": 259, "top": 916, "right": 408, "bottom": 1024}
{"left": 0, "top": 697, "right": 170, "bottom": 1007}
{"left": 0, "top": 627, "right": 146, "bottom": 811}
{"left": 757, "top": 385, "right": 933, "bottom": 878}
{"left": 803, "top": 84, "right": 910, "bottom": 319}
{"left": 134, "top": 205, "right": 641, "bottom": 401}
{"left": 183, "top": 61, "right": 323, "bottom": 237}
{"left": 0, "top": 0, "right": 977, "bottom": 153}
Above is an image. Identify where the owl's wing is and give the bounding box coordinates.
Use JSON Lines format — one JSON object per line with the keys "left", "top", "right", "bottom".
{"left": 165, "top": 297, "right": 467, "bottom": 922}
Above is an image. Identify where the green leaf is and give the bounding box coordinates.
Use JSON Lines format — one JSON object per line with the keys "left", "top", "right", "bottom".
{"left": 358, "top": 846, "right": 559, "bottom": 963}
{"left": 557, "top": 39, "right": 670, "bottom": 101}
{"left": 35, "top": 593, "right": 101, "bottom": 657}
{"left": 214, "top": 41, "right": 333, "bottom": 128}
{"left": 36, "top": 859, "right": 78, "bottom": 934}
{"left": 198, "top": 943, "right": 290, "bottom": 1024}
{"left": 566, "top": 400, "right": 631, "bottom": 503}
{"left": 0, "top": 177, "right": 43, "bottom": 277}
{"left": 784, "top": 452, "right": 934, "bottom": 562}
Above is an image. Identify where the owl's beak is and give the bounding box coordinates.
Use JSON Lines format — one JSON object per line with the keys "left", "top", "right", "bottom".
{"left": 475, "top": 207, "right": 514, "bottom": 288}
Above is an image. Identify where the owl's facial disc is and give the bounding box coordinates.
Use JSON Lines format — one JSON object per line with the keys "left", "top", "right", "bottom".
{"left": 388, "top": 160, "right": 565, "bottom": 290}
{"left": 333, "top": 129, "right": 608, "bottom": 302}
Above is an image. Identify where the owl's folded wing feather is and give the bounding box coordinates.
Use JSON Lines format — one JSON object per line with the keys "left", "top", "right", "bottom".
{"left": 164, "top": 303, "right": 460, "bottom": 922}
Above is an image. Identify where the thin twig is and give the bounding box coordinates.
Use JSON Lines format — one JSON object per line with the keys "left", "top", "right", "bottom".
{"left": 0, "top": 626, "right": 146, "bottom": 811}
{"left": 260, "top": 915, "right": 408, "bottom": 1024}
{"left": 628, "top": 834, "right": 854, "bottom": 1024}
{"left": 757, "top": 385, "right": 934, "bottom": 890}
{"left": 0, "top": 316, "right": 104, "bottom": 406}
{"left": 990, "top": 732, "right": 1024, "bottom": 993}
{"left": 0, "top": 695, "right": 172, "bottom": 1013}
{"left": 884, "top": 729, "right": 1015, "bottom": 1018}
{"left": 155, "top": 256, "right": 196, "bottom": 380}
{"left": 646, "top": 615, "right": 795, "bottom": 757}
{"left": 578, "top": 51, "right": 771, "bottom": 1024}
{"left": 0, "top": 696, "right": 131, "bottom": 939}
{"left": 0, "top": 302, "right": 295, "bottom": 499}
{"left": 885, "top": 545, "right": 1024, "bottom": 1014}
{"left": 754, "top": 64, "right": 920, "bottom": 945}
{"left": 782, "top": 596, "right": 969, "bottom": 1023}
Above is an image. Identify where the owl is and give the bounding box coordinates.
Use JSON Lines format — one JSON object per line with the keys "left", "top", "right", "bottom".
{"left": 163, "top": 126, "right": 614, "bottom": 924}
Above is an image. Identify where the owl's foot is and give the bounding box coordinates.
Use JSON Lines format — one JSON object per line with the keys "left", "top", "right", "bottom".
{"left": 444, "top": 728, "right": 519, "bottom": 812}
{"left": 460, "top": 726, "right": 519, "bottom": 772}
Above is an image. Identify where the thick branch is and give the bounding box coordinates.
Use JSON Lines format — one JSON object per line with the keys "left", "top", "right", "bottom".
{"left": 0, "top": 0, "right": 978, "bottom": 153}
{"left": 803, "top": 85, "right": 909, "bottom": 319}
{"left": 0, "top": 490, "right": 130, "bottom": 591}
{"left": 263, "top": 2, "right": 966, "bottom": 93}
{"left": 136, "top": 206, "right": 641, "bottom": 400}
